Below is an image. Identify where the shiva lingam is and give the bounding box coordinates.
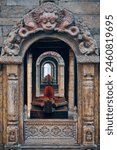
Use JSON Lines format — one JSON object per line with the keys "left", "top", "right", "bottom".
{"left": 31, "top": 74, "right": 68, "bottom": 117}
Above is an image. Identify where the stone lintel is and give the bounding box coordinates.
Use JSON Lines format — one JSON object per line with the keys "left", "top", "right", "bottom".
{"left": 77, "top": 55, "right": 100, "bottom": 63}
{"left": 0, "top": 56, "right": 22, "bottom": 64}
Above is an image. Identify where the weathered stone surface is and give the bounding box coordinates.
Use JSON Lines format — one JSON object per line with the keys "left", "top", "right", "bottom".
{"left": 60, "top": 0, "right": 99, "bottom": 2}
{"left": 0, "top": 26, "right": 2, "bottom": 36}
{"left": 59, "top": 2, "right": 100, "bottom": 15}
{"left": 0, "top": 0, "right": 7, "bottom": 5}
{"left": 94, "top": 34, "right": 100, "bottom": 48}
{"left": 0, "top": 5, "right": 37, "bottom": 18}
{"left": 7, "top": 0, "right": 39, "bottom": 6}
{"left": 77, "top": 55, "right": 100, "bottom": 63}
{"left": 78, "top": 15, "right": 100, "bottom": 28}
{"left": 90, "top": 28, "right": 100, "bottom": 35}
{"left": 0, "top": 18, "right": 19, "bottom": 25}
{"left": 2, "top": 25, "right": 12, "bottom": 36}
{"left": 0, "top": 37, "right": 3, "bottom": 47}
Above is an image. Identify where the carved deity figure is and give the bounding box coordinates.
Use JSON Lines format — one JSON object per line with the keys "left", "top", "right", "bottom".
{"left": 86, "top": 131, "right": 92, "bottom": 142}
{"left": 8, "top": 130, "right": 16, "bottom": 143}
{"left": 39, "top": 12, "right": 58, "bottom": 30}
{"left": 2, "top": 30, "right": 20, "bottom": 56}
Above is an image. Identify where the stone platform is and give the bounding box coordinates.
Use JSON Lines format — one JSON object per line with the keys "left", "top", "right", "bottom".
{"left": 24, "top": 119, "right": 77, "bottom": 145}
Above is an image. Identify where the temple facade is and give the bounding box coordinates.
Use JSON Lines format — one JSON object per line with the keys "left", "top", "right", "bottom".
{"left": 0, "top": 0, "right": 100, "bottom": 149}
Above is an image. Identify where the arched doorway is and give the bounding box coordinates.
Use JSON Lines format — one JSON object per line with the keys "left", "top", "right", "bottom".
{"left": 23, "top": 37, "right": 78, "bottom": 144}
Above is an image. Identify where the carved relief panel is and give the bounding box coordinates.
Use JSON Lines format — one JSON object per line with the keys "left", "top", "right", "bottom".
{"left": 82, "top": 64, "right": 95, "bottom": 120}
{"left": 6, "top": 65, "right": 19, "bottom": 145}
{"left": 82, "top": 64, "right": 96, "bottom": 145}
{"left": 83, "top": 125, "right": 94, "bottom": 145}
{"left": 7, "top": 126, "right": 18, "bottom": 145}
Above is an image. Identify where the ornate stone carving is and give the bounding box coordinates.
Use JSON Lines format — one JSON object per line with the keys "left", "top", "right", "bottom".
{"left": 24, "top": 119, "right": 77, "bottom": 144}
{"left": 51, "top": 126, "right": 61, "bottom": 136}
{"left": 0, "top": 2, "right": 99, "bottom": 57}
{"left": 86, "top": 131, "right": 92, "bottom": 142}
{"left": 83, "top": 125, "right": 94, "bottom": 145}
{"left": 18, "top": 2, "right": 79, "bottom": 38}
{"left": 79, "top": 33, "right": 98, "bottom": 55}
{"left": 7, "top": 126, "right": 18, "bottom": 144}
{"left": 1, "top": 24, "right": 22, "bottom": 56}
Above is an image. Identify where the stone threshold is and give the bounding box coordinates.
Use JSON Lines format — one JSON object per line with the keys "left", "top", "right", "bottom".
{"left": 4, "top": 144, "right": 97, "bottom": 150}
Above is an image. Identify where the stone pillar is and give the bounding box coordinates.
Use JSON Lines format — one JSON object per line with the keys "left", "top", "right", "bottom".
{"left": 36, "top": 63, "right": 40, "bottom": 97}
{"left": 68, "top": 50, "right": 74, "bottom": 111}
{"left": 27, "top": 54, "right": 32, "bottom": 118}
{"left": 6, "top": 65, "right": 19, "bottom": 145}
{"left": 58, "top": 64, "right": 64, "bottom": 97}
{"left": 82, "top": 64, "right": 95, "bottom": 145}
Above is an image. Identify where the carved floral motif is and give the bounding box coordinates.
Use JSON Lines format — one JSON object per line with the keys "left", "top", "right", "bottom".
{"left": 24, "top": 120, "right": 77, "bottom": 144}
{"left": 40, "top": 126, "right": 50, "bottom": 135}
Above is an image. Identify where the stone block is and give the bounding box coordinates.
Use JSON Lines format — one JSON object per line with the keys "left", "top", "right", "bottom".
{"left": 0, "top": 0, "right": 7, "bottom": 5}
{"left": 7, "top": 0, "right": 39, "bottom": 6}
{"left": 2, "top": 25, "right": 12, "bottom": 36}
{"left": 0, "top": 26, "right": 2, "bottom": 36}
{"left": 0, "top": 37, "right": 3, "bottom": 48}
{"left": 77, "top": 15, "right": 100, "bottom": 29}
{"left": 94, "top": 34, "right": 100, "bottom": 48}
{"left": 59, "top": 2, "right": 100, "bottom": 15}
{"left": 0, "top": 18, "right": 19, "bottom": 25}
{"left": 1, "top": 5, "right": 37, "bottom": 18}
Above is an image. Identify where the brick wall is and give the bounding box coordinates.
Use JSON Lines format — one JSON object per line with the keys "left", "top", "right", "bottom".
{"left": 0, "top": 0, "right": 100, "bottom": 50}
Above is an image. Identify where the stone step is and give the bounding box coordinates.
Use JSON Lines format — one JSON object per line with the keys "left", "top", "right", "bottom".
{"left": 21, "top": 145, "right": 82, "bottom": 150}
{"left": 4, "top": 144, "right": 97, "bottom": 150}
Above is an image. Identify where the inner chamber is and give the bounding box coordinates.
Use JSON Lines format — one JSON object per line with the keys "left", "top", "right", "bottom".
{"left": 23, "top": 38, "right": 78, "bottom": 119}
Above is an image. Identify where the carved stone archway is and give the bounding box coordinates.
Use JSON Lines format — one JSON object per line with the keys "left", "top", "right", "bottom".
{"left": 0, "top": 1, "right": 99, "bottom": 149}
{"left": 36, "top": 51, "right": 64, "bottom": 96}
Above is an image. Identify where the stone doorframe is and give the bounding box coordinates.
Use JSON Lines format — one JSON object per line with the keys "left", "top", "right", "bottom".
{"left": 0, "top": 1, "right": 100, "bottom": 148}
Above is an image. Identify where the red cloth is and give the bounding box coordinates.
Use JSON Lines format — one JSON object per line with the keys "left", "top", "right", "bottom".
{"left": 44, "top": 85, "right": 54, "bottom": 99}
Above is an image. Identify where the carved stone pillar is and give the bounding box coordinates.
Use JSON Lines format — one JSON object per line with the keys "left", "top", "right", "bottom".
{"left": 68, "top": 50, "right": 74, "bottom": 111}
{"left": 6, "top": 65, "right": 19, "bottom": 145}
{"left": 27, "top": 54, "right": 32, "bottom": 118}
{"left": 82, "top": 64, "right": 95, "bottom": 145}
{"left": 58, "top": 64, "right": 64, "bottom": 97}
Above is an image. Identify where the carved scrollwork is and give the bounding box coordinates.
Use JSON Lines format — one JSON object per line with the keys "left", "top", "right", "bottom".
{"left": 79, "top": 32, "right": 98, "bottom": 55}
{"left": 18, "top": 2, "right": 79, "bottom": 38}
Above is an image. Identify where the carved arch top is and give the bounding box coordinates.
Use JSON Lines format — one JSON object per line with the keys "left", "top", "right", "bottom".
{"left": 1, "top": 2, "right": 98, "bottom": 57}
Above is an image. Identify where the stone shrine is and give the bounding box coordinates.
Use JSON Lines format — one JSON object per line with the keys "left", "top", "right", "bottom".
{"left": 0, "top": 0, "right": 100, "bottom": 149}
